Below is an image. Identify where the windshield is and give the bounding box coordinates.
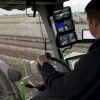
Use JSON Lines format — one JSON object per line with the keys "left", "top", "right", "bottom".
{"left": 0, "top": 0, "right": 92, "bottom": 99}
{"left": 0, "top": 8, "right": 50, "bottom": 99}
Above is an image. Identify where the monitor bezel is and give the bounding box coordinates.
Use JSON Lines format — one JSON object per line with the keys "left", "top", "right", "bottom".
{"left": 55, "top": 19, "right": 75, "bottom": 36}
{"left": 52, "top": 6, "right": 72, "bottom": 23}
{"left": 57, "top": 32, "right": 78, "bottom": 48}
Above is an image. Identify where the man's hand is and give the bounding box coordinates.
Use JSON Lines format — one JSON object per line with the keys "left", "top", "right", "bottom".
{"left": 36, "top": 55, "right": 50, "bottom": 66}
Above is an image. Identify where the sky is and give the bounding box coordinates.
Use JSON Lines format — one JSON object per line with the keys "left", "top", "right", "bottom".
{"left": 0, "top": 0, "right": 91, "bottom": 15}
{"left": 64, "top": 0, "right": 91, "bottom": 12}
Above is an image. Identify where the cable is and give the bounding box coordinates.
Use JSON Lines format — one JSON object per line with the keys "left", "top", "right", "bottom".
{"left": 26, "top": 9, "right": 32, "bottom": 17}
{"left": 44, "top": 38, "right": 47, "bottom": 54}
{"left": 0, "top": 88, "right": 14, "bottom": 94}
{"left": 25, "top": 0, "right": 36, "bottom": 17}
{"left": 25, "top": 0, "right": 46, "bottom": 45}
{"left": 38, "top": 13, "right": 45, "bottom": 43}
{"left": 25, "top": 0, "right": 31, "bottom": 17}
{"left": 14, "top": 83, "right": 25, "bottom": 100}
{"left": 62, "top": 46, "right": 72, "bottom": 54}
{"left": 24, "top": 83, "right": 35, "bottom": 88}
{"left": 38, "top": 13, "right": 49, "bottom": 55}
{"left": 13, "top": 83, "right": 23, "bottom": 100}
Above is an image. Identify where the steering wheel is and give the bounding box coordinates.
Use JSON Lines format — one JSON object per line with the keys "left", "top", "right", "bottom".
{"left": 50, "top": 57, "right": 71, "bottom": 72}
{"left": 35, "top": 53, "right": 71, "bottom": 91}
{"left": 37, "top": 53, "right": 71, "bottom": 73}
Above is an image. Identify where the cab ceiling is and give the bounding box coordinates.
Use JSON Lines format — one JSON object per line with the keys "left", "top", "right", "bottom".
{"left": 0, "top": 0, "right": 69, "bottom": 10}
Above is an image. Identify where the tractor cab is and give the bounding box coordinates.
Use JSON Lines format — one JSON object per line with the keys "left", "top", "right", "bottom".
{"left": 0, "top": 0, "right": 98, "bottom": 100}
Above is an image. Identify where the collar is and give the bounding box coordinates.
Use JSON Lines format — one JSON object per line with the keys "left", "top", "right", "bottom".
{"left": 88, "top": 38, "right": 100, "bottom": 52}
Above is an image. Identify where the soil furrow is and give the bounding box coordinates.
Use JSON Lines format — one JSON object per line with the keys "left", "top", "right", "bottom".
{"left": 0, "top": 34, "right": 49, "bottom": 40}
{"left": 0, "top": 39, "right": 52, "bottom": 50}
{"left": 0, "top": 47, "right": 38, "bottom": 60}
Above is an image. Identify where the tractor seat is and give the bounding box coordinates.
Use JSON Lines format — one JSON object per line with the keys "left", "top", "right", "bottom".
{"left": 8, "top": 68, "right": 22, "bottom": 83}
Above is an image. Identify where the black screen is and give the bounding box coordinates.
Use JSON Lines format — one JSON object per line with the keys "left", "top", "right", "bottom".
{"left": 59, "top": 32, "right": 76, "bottom": 46}
{"left": 53, "top": 7, "right": 71, "bottom": 22}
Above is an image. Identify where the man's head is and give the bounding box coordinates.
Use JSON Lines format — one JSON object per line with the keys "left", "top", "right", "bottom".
{"left": 85, "top": 0, "right": 100, "bottom": 38}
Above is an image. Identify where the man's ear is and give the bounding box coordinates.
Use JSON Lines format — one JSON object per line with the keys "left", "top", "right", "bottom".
{"left": 94, "top": 18, "right": 98, "bottom": 27}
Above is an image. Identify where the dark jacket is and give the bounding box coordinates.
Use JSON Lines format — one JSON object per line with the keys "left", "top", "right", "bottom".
{"left": 40, "top": 38, "right": 100, "bottom": 100}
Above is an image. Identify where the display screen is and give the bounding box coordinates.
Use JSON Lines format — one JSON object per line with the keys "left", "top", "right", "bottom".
{"left": 56, "top": 20, "right": 73, "bottom": 33}
{"left": 59, "top": 32, "right": 76, "bottom": 46}
{"left": 68, "top": 58, "right": 80, "bottom": 70}
{"left": 65, "top": 54, "right": 86, "bottom": 70}
{"left": 83, "top": 30, "right": 96, "bottom": 39}
{"left": 81, "top": 29, "right": 97, "bottom": 43}
{"left": 53, "top": 7, "right": 71, "bottom": 21}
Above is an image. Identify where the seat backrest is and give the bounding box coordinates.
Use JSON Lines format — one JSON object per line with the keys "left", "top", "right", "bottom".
{"left": 8, "top": 68, "right": 22, "bottom": 83}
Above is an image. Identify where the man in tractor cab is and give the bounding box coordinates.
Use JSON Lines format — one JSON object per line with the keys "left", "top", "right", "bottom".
{"left": 31, "top": 0, "right": 100, "bottom": 100}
